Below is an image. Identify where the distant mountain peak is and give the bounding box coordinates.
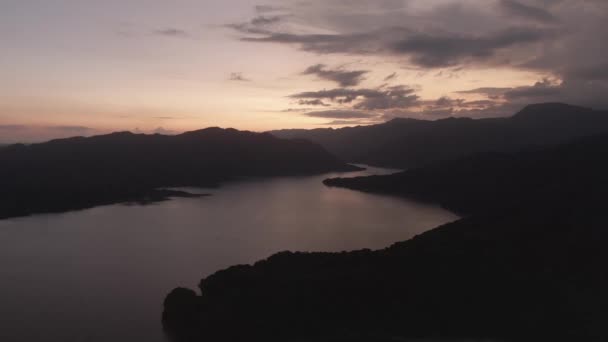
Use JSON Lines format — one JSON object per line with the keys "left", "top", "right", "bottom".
{"left": 177, "top": 127, "right": 257, "bottom": 139}
{"left": 513, "top": 103, "right": 592, "bottom": 120}
{"left": 385, "top": 117, "right": 421, "bottom": 124}
{"left": 106, "top": 131, "right": 136, "bottom": 137}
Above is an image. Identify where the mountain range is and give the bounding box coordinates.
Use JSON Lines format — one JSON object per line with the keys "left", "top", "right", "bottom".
{"left": 0, "top": 128, "right": 356, "bottom": 219}
{"left": 272, "top": 103, "right": 608, "bottom": 168}
{"left": 164, "top": 104, "right": 608, "bottom": 341}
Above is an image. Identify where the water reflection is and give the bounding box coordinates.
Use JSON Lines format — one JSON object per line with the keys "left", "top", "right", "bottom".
{"left": 0, "top": 166, "right": 458, "bottom": 342}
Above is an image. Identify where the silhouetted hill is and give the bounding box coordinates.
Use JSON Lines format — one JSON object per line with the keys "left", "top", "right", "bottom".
{"left": 271, "top": 103, "right": 608, "bottom": 168}
{"left": 0, "top": 128, "right": 357, "bottom": 219}
{"left": 324, "top": 132, "right": 608, "bottom": 216}
{"left": 163, "top": 133, "right": 608, "bottom": 341}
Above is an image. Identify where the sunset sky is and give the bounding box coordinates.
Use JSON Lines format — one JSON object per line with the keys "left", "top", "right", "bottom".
{"left": 1, "top": 0, "right": 607, "bottom": 142}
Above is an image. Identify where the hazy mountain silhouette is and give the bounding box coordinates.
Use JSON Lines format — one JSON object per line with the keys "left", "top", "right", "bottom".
{"left": 0, "top": 128, "right": 357, "bottom": 219}
{"left": 163, "top": 132, "right": 608, "bottom": 341}
{"left": 271, "top": 103, "right": 608, "bottom": 168}
{"left": 324, "top": 132, "right": 608, "bottom": 216}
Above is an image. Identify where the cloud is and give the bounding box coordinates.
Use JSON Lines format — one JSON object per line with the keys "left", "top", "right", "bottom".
{"left": 290, "top": 85, "right": 418, "bottom": 110}
{"left": 413, "top": 96, "right": 465, "bottom": 117}
{"left": 390, "top": 27, "right": 553, "bottom": 67}
{"left": 154, "top": 28, "right": 190, "bottom": 38}
{"left": 434, "top": 96, "right": 464, "bottom": 107}
{"left": 383, "top": 72, "right": 397, "bottom": 81}
{"left": 238, "top": 1, "right": 608, "bottom": 116}
{"left": 504, "top": 79, "right": 563, "bottom": 100}
{"left": 354, "top": 85, "right": 419, "bottom": 110}
{"left": 498, "top": 0, "right": 557, "bottom": 24}
{"left": 566, "top": 63, "right": 608, "bottom": 81}
{"left": 297, "top": 99, "right": 329, "bottom": 106}
{"left": 302, "top": 64, "right": 368, "bottom": 87}
{"left": 290, "top": 88, "right": 387, "bottom": 103}
{"left": 230, "top": 1, "right": 606, "bottom": 82}
{"left": 255, "top": 5, "right": 286, "bottom": 14}
{"left": 449, "top": 79, "right": 592, "bottom": 117}
{"left": 251, "top": 15, "right": 283, "bottom": 26}
{"left": 226, "top": 10, "right": 287, "bottom": 35}
{"left": 321, "top": 119, "right": 371, "bottom": 126}
{"left": 238, "top": 28, "right": 398, "bottom": 55}
{"left": 304, "top": 109, "right": 375, "bottom": 119}
{"left": 456, "top": 87, "right": 513, "bottom": 98}
{"left": 457, "top": 79, "right": 563, "bottom": 102}
{"left": 281, "top": 108, "right": 313, "bottom": 113}
{"left": 233, "top": 13, "right": 556, "bottom": 68}
{"left": 229, "top": 72, "right": 251, "bottom": 81}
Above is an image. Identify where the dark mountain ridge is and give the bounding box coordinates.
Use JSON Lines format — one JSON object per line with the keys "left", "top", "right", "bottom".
{"left": 271, "top": 103, "right": 608, "bottom": 168}
{"left": 163, "top": 132, "right": 608, "bottom": 341}
{"left": 324, "top": 132, "right": 608, "bottom": 216}
{"left": 0, "top": 127, "right": 357, "bottom": 219}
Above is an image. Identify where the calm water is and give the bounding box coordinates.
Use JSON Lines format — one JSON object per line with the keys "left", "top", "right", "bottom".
{"left": 0, "top": 166, "right": 458, "bottom": 342}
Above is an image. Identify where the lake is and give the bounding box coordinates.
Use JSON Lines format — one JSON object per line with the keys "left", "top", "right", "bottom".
{"left": 0, "top": 166, "right": 458, "bottom": 342}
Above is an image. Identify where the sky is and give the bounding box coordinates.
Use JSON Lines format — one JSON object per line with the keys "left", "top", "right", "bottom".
{"left": 1, "top": 0, "right": 607, "bottom": 142}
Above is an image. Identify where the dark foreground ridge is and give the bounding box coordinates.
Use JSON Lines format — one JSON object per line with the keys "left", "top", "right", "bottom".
{"left": 271, "top": 103, "right": 608, "bottom": 168}
{"left": 0, "top": 128, "right": 358, "bottom": 219}
{"left": 163, "top": 133, "right": 608, "bottom": 341}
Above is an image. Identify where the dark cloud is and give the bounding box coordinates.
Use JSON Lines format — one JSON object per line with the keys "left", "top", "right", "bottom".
{"left": 290, "top": 88, "right": 386, "bottom": 103}
{"left": 379, "top": 98, "right": 525, "bottom": 120}
{"left": 226, "top": 9, "right": 287, "bottom": 35}
{"left": 354, "top": 85, "right": 419, "bottom": 110}
{"left": 302, "top": 64, "right": 368, "bottom": 87}
{"left": 255, "top": 5, "right": 286, "bottom": 14}
{"left": 237, "top": 1, "right": 608, "bottom": 115}
{"left": 281, "top": 108, "right": 312, "bottom": 113}
{"left": 449, "top": 79, "right": 587, "bottom": 117}
{"left": 391, "top": 27, "right": 553, "bottom": 67}
{"left": 413, "top": 97, "right": 465, "bottom": 117}
{"left": 380, "top": 95, "right": 530, "bottom": 119}
{"left": 566, "top": 63, "right": 608, "bottom": 81}
{"left": 154, "top": 28, "right": 190, "bottom": 38}
{"left": 504, "top": 79, "right": 562, "bottom": 100}
{"left": 499, "top": 0, "right": 557, "bottom": 24}
{"left": 229, "top": 72, "right": 251, "bottom": 81}
{"left": 231, "top": 1, "right": 606, "bottom": 84}
{"left": 321, "top": 119, "right": 371, "bottom": 126}
{"left": 237, "top": 24, "right": 555, "bottom": 68}
{"left": 383, "top": 72, "right": 397, "bottom": 81}
{"left": 458, "top": 80, "right": 563, "bottom": 102}
{"left": 304, "top": 109, "right": 374, "bottom": 119}
{"left": 460, "top": 99, "right": 501, "bottom": 108}
{"left": 251, "top": 15, "right": 283, "bottom": 26}
{"left": 232, "top": 20, "right": 412, "bottom": 55}
{"left": 456, "top": 87, "right": 513, "bottom": 99}
{"left": 434, "top": 96, "right": 464, "bottom": 107}
{"left": 240, "top": 31, "right": 371, "bottom": 52}
{"left": 290, "top": 85, "right": 418, "bottom": 110}
{"left": 297, "top": 99, "right": 329, "bottom": 106}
